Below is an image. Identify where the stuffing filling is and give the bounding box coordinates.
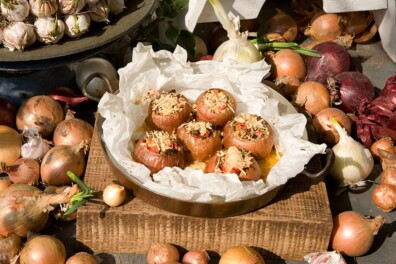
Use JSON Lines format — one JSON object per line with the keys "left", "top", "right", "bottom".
{"left": 151, "top": 91, "right": 189, "bottom": 115}
{"left": 214, "top": 147, "right": 253, "bottom": 176}
{"left": 182, "top": 120, "right": 215, "bottom": 139}
{"left": 202, "top": 89, "right": 235, "bottom": 113}
{"left": 230, "top": 113, "right": 270, "bottom": 141}
{"left": 143, "top": 131, "right": 181, "bottom": 154}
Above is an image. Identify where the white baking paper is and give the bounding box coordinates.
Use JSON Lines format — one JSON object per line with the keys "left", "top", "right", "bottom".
{"left": 97, "top": 43, "right": 327, "bottom": 202}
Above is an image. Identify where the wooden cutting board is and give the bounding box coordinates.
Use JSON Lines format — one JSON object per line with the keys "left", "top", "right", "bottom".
{"left": 76, "top": 125, "right": 333, "bottom": 261}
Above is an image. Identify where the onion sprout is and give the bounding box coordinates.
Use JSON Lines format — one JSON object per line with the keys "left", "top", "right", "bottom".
{"left": 251, "top": 37, "right": 321, "bottom": 57}
{"left": 64, "top": 170, "right": 94, "bottom": 215}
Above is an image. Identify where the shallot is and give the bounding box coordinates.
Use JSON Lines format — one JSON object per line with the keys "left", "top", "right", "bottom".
{"left": 182, "top": 250, "right": 209, "bottom": 264}
{"left": 147, "top": 242, "right": 180, "bottom": 264}
{"left": 329, "top": 118, "right": 374, "bottom": 187}
{"left": 330, "top": 211, "right": 385, "bottom": 257}
{"left": 372, "top": 184, "right": 396, "bottom": 212}
{"left": 102, "top": 183, "right": 126, "bottom": 207}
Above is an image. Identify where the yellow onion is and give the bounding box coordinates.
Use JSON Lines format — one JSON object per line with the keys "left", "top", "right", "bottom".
{"left": 66, "top": 252, "right": 100, "bottom": 264}
{"left": 53, "top": 111, "right": 93, "bottom": 146}
{"left": 0, "top": 125, "right": 22, "bottom": 165}
{"left": 219, "top": 246, "right": 265, "bottom": 264}
{"left": 19, "top": 235, "right": 66, "bottom": 264}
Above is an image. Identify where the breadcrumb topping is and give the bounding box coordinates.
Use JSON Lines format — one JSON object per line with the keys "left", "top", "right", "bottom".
{"left": 143, "top": 131, "right": 181, "bottom": 154}
{"left": 152, "top": 91, "right": 189, "bottom": 115}
{"left": 215, "top": 147, "right": 253, "bottom": 176}
{"left": 202, "top": 89, "right": 234, "bottom": 113}
{"left": 231, "top": 113, "right": 270, "bottom": 141}
{"left": 182, "top": 120, "right": 214, "bottom": 139}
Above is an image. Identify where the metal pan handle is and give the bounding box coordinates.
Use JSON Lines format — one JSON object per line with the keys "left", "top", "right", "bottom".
{"left": 300, "top": 147, "right": 335, "bottom": 178}
{"left": 81, "top": 72, "right": 114, "bottom": 102}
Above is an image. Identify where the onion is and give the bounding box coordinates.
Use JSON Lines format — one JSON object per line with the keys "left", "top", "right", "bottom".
{"left": 0, "top": 97, "right": 16, "bottom": 128}
{"left": 0, "top": 158, "right": 40, "bottom": 185}
{"left": 274, "top": 76, "right": 301, "bottom": 98}
{"left": 16, "top": 95, "right": 64, "bottom": 138}
{"left": 353, "top": 23, "right": 378, "bottom": 44}
{"left": 103, "top": 183, "right": 126, "bottom": 207}
{"left": 19, "top": 235, "right": 66, "bottom": 264}
{"left": 370, "top": 138, "right": 396, "bottom": 170}
{"left": 262, "top": 8, "right": 298, "bottom": 42}
{"left": 306, "top": 42, "right": 351, "bottom": 84}
{"left": 40, "top": 140, "right": 88, "bottom": 185}
{"left": 327, "top": 71, "right": 374, "bottom": 114}
{"left": 53, "top": 111, "right": 94, "bottom": 146}
{"left": 329, "top": 118, "right": 374, "bottom": 187}
{"left": 312, "top": 108, "right": 352, "bottom": 146}
{"left": 343, "top": 11, "right": 374, "bottom": 36}
{"left": 193, "top": 35, "right": 208, "bottom": 61}
{"left": 182, "top": 250, "right": 209, "bottom": 264}
{"left": 147, "top": 242, "right": 180, "bottom": 264}
{"left": 0, "top": 125, "right": 22, "bottom": 165}
{"left": 0, "top": 233, "right": 22, "bottom": 264}
{"left": 372, "top": 184, "right": 396, "bottom": 212}
{"left": 294, "top": 81, "right": 330, "bottom": 115}
{"left": 219, "top": 246, "right": 265, "bottom": 264}
{"left": 305, "top": 12, "right": 346, "bottom": 41}
{"left": 66, "top": 252, "right": 100, "bottom": 264}
{"left": 266, "top": 49, "right": 306, "bottom": 80}
{"left": 330, "top": 211, "right": 386, "bottom": 257}
{"left": 0, "top": 183, "right": 79, "bottom": 237}
{"left": 0, "top": 180, "right": 11, "bottom": 193}
{"left": 48, "top": 86, "right": 89, "bottom": 108}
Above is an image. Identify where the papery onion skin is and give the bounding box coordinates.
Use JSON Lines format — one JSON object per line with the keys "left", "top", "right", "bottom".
{"left": 1, "top": 158, "right": 40, "bottom": 185}
{"left": 66, "top": 252, "right": 100, "bottom": 264}
{"left": 370, "top": 137, "right": 395, "bottom": 160}
{"left": 146, "top": 95, "right": 192, "bottom": 134}
{"left": 133, "top": 137, "right": 186, "bottom": 174}
{"left": 213, "top": 39, "right": 262, "bottom": 64}
{"left": 305, "top": 12, "right": 346, "bottom": 41}
{"left": 40, "top": 143, "right": 87, "bottom": 185}
{"left": 274, "top": 76, "right": 301, "bottom": 98}
{"left": 147, "top": 242, "right": 180, "bottom": 264}
{"left": 19, "top": 235, "right": 66, "bottom": 264}
{"left": 381, "top": 168, "right": 396, "bottom": 186}
{"left": 53, "top": 115, "right": 94, "bottom": 146}
{"left": 222, "top": 119, "right": 274, "bottom": 160}
{"left": 16, "top": 95, "right": 64, "bottom": 138}
{"left": 312, "top": 108, "right": 352, "bottom": 146}
{"left": 181, "top": 250, "right": 209, "bottom": 264}
{"left": 0, "top": 233, "right": 22, "bottom": 264}
{"left": 205, "top": 153, "right": 261, "bottom": 181}
{"left": 330, "top": 211, "right": 386, "bottom": 257}
{"left": 327, "top": 71, "right": 375, "bottom": 114}
{"left": 266, "top": 49, "right": 306, "bottom": 81}
{"left": 219, "top": 246, "right": 265, "bottom": 264}
{"left": 0, "top": 97, "right": 17, "bottom": 128}
{"left": 176, "top": 125, "right": 222, "bottom": 161}
{"left": 294, "top": 81, "right": 331, "bottom": 115}
{"left": 306, "top": 42, "right": 351, "bottom": 84}
{"left": 195, "top": 89, "right": 237, "bottom": 127}
{"left": 0, "top": 125, "right": 22, "bottom": 165}
{"left": 372, "top": 184, "right": 396, "bottom": 212}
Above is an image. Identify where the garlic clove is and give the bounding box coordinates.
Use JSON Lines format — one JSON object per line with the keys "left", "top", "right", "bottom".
{"left": 3, "top": 22, "right": 36, "bottom": 51}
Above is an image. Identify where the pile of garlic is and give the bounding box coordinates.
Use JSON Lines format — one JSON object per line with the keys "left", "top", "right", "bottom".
{"left": 0, "top": 0, "right": 125, "bottom": 51}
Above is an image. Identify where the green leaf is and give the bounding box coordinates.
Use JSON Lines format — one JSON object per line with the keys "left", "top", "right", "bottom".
{"left": 157, "top": 1, "right": 177, "bottom": 18}
{"left": 176, "top": 30, "right": 196, "bottom": 59}
{"left": 64, "top": 199, "right": 87, "bottom": 216}
{"left": 165, "top": 21, "right": 181, "bottom": 44}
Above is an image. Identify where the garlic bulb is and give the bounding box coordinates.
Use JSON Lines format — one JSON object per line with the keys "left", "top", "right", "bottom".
{"left": 304, "top": 251, "right": 347, "bottom": 264}
{"left": 3, "top": 22, "right": 36, "bottom": 51}
{"left": 21, "top": 127, "right": 51, "bottom": 160}
{"left": 29, "top": 0, "right": 58, "bottom": 17}
{"left": 87, "top": 0, "right": 109, "bottom": 23}
{"left": 1, "top": 0, "right": 30, "bottom": 22}
{"left": 109, "top": 0, "right": 125, "bottom": 15}
{"left": 57, "top": 0, "right": 86, "bottom": 15}
{"left": 34, "top": 17, "right": 65, "bottom": 44}
{"left": 64, "top": 13, "right": 90, "bottom": 38}
{"left": 330, "top": 118, "right": 374, "bottom": 187}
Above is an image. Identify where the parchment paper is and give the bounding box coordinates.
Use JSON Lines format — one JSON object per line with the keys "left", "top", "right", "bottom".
{"left": 97, "top": 43, "right": 327, "bottom": 202}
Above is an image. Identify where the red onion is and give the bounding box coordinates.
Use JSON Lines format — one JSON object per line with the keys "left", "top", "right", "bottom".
{"left": 327, "top": 71, "right": 374, "bottom": 114}
{"left": 0, "top": 97, "right": 16, "bottom": 128}
{"left": 378, "top": 73, "right": 396, "bottom": 102}
{"left": 306, "top": 42, "right": 351, "bottom": 84}
{"left": 49, "top": 86, "right": 89, "bottom": 107}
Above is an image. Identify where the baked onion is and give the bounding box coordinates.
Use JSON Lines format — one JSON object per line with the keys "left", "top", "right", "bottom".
{"left": 146, "top": 91, "right": 191, "bottom": 133}
{"left": 205, "top": 147, "right": 261, "bottom": 181}
{"left": 177, "top": 120, "right": 222, "bottom": 161}
{"left": 223, "top": 113, "right": 274, "bottom": 160}
{"left": 133, "top": 131, "right": 186, "bottom": 174}
{"left": 195, "top": 88, "right": 237, "bottom": 127}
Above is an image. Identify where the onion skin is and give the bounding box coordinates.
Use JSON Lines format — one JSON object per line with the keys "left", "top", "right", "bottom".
{"left": 1, "top": 158, "right": 40, "bottom": 185}
{"left": 146, "top": 95, "right": 191, "bottom": 134}
{"left": 19, "top": 235, "right": 66, "bottom": 264}
{"left": 147, "top": 242, "right": 180, "bottom": 264}
{"left": 16, "top": 95, "right": 64, "bottom": 138}
{"left": 306, "top": 42, "right": 351, "bottom": 84}
{"left": 66, "top": 252, "right": 99, "bottom": 264}
{"left": 0, "top": 125, "right": 22, "bottom": 165}
{"left": 330, "top": 211, "right": 386, "bottom": 257}
{"left": 40, "top": 143, "right": 87, "bottom": 186}
{"left": 219, "top": 246, "right": 265, "bottom": 264}
{"left": 176, "top": 125, "right": 222, "bottom": 161}
{"left": 53, "top": 116, "right": 94, "bottom": 146}
{"left": 381, "top": 168, "right": 396, "bottom": 186}
{"left": 262, "top": 8, "right": 298, "bottom": 42}
{"left": 195, "top": 89, "right": 237, "bottom": 127}
{"left": 372, "top": 184, "right": 396, "bottom": 212}
{"left": 0, "top": 97, "right": 16, "bottom": 128}
{"left": 222, "top": 120, "right": 274, "bottom": 160}
{"left": 305, "top": 12, "right": 346, "bottom": 41}
{"left": 267, "top": 49, "right": 306, "bottom": 81}
{"left": 133, "top": 137, "right": 186, "bottom": 174}
{"left": 294, "top": 81, "right": 331, "bottom": 115}
{"left": 0, "top": 233, "right": 22, "bottom": 264}
{"left": 205, "top": 152, "right": 261, "bottom": 181}
{"left": 181, "top": 250, "right": 209, "bottom": 264}
{"left": 312, "top": 108, "right": 352, "bottom": 146}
